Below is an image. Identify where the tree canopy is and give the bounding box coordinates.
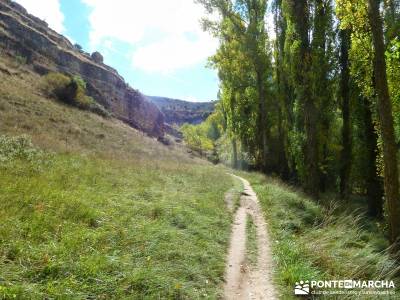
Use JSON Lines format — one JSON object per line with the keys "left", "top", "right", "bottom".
{"left": 188, "top": 0, "right": 400, "bottom": 252}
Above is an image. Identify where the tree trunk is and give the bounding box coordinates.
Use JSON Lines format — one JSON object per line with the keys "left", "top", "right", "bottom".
{"left": 229, "top": 94, "right": 238, "bottom": 169}
{"left": 275, "top": 0, "right": 292, "bottom": 181}
{"left": 232, "top": 137, "right": 238, "bottom": 169}
{"left": 368, "top": 0, "right": 400, "bottom": 248}
{"left": 290, "top": 0, "right": 319, "bottom": 198}
{"left": 312, "top": 0, "right": 331, "bottom": 193}
{"left": 277, "top": 104, "right": 290, "bottom": 180}
{"left": 362, "top": 96, "right": 384, "bottom": 218}
{"left": 304, "top": 99, "right": 320, "bottom": 199}
{"left": 339, "top": 29, "right": 352, "bottom": 199}
{"left": 256, "top": 71, "right": 269, "bottom": 172}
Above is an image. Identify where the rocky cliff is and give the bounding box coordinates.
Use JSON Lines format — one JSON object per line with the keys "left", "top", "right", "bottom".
{"left": 0, "top": 0, "right": 164, "bottom": 137}
{"left": 147, "top": 96, "right": 215, "bottom": 126}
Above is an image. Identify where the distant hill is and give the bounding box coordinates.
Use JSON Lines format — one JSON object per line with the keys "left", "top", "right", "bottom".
{"left": 147, "top": 96, "right": 216, "bottom": 126}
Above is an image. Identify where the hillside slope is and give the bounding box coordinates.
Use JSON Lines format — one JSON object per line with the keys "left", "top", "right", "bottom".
{"left": 0, "top": 56, "right": 235, "bottom": 298}
{"left": 0, "top": 0, "right": 164, "bottom": 137}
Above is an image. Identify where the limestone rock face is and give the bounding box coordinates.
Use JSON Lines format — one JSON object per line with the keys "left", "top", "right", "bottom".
{"left": 91, "top": 51, "right": 103, "bottom": 64}
{"left": 147, "top": 96, "right": 215, "bottom": 125}
{"left": 0, "top": 0, "right": 164, "bottom": 137}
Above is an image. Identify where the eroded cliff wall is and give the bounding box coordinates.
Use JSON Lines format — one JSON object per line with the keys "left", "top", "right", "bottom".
{"left": 0, "top": 0, "right": 164, "bottom": 137}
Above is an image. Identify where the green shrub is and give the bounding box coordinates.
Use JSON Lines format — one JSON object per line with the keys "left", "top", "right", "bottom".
{"left": 41, "top": 73, "right": 110, "bottom": 118}
{"left": 72, "top": 75, "right": 86, "bottom": 90}
{"left": 181, "top": 123, "right": 214, "bottom": 154}
{"left": 78, "top": 96, "right": 111, "bottom": 118}
{"left": 88, "top": 102, "right": 111, "bottom": 118}
{"left": 74, "top": 43, "right": 83, "bottom": 52}
{"left": 0, "top": 135, "right": 43, "bottom": 163}
{"left": 42, "top": 72, "right": 71, "bottom": 99}
{"left": 75, "top": 94, "right": 93, "bottom": 109}
{"left": 15, "top": 55, "right": 27, "bottom": 66}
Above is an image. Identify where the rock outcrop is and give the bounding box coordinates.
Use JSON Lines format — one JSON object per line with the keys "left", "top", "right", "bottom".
{"left": 0, "top": 0, "right": 164, "bottom": 137}
{"left": 147, "top": 96, "right": 215, "bottom": 126}
{"left": 91, "top": 52, "right": 103, "bottom": 64}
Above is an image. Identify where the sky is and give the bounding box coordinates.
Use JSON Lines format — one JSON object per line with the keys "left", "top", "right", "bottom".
{"left": 14, "top": 0, "right": 220, "bottom": 102}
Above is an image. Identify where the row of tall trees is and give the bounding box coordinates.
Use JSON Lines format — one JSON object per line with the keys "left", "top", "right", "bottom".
{"left": 196, "top": 0, "right": 400, "bottom": 250}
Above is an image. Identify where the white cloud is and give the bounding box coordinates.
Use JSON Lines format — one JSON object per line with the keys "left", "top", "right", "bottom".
{"left": 14, "top": 0, "right": 65, "bottom": 33}
{"left": 81, "top": 0, "right": 218, "bottom": 74}
{"left": 132, "top": 32, "right": 217, "bottom": 74}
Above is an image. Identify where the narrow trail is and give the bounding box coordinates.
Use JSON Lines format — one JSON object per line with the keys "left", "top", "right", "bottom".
{"left": 224, "top": 175, "right": 277, "bottom": 300}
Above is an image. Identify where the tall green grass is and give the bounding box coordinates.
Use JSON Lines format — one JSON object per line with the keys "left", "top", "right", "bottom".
{"left": 0, "top": 136, "right": 234, "bottom": 299}
{"left": 239, "top": 172, "right": 399, "bottom": 299}
{"left": 0, "top": 57, "right": 239, "bottom": 299}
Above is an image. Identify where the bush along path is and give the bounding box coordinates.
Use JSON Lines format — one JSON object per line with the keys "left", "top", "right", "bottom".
{"left": 224, "top": 174, "right": 277, "bottom": 299}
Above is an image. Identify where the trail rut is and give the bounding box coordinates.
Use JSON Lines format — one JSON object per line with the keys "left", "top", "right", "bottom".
{"left": 224, "top": 175, "right": 277, "bottom": 300}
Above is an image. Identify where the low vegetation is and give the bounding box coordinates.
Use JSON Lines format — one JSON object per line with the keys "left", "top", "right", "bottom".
{"left": 0, "top": 135, "right": 234, "bottom": 299}
{"left": 180, "top": 105, "right": 225, "bottom": 163}
{"left": 239, "top": 172, "right": 400, "bottom": 299}
{"left": 181, "top": 122, "right": 214, "bottom": 154}
{"left": 0, "top": 66, "right": 235, "bottom": 299}
{"left": 42, "top": 72, "right": 110, "bottom": 118}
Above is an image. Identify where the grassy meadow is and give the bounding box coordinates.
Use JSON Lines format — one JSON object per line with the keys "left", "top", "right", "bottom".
{"left": 0, "top": 60, "right": 235, "bottom": 299}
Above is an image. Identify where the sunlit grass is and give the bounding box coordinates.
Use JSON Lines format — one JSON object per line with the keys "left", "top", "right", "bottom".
{"left": 237, "top": 172, "right": 400, "bottom": 299}
{"left": 0, "top": 65, "right": 235, "bottom": 299}
{"left": 0, "top": 139, "right": 233, "bottom": 299}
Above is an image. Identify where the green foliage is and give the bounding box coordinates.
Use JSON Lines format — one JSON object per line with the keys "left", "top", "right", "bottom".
{"left": 200, "top": 0, "right": 271, "bottom": 168}
{"left": 337, "top": 0, "right": 375, "bottom": 99}
{"left": 181, "top": 123, "right": 214, "bottom": 154}
{"left": 181, "top": 106, "right": 226, "bottom": 162}
{"left": 41, "top": 73, "right": 110, "bottom": 118}
{"left": 287, "top": 130, "right": 306, "bottom": 182}
{"left": 0, "top": 135, "right": 41, "bottom": 163}
{"left": 336, "top": 0, "right": 400, "bottom": 221}
{"left": 72, "top": 74, "right": 87, "bottom": 91}
{"left": 205, "top": 109, "right": 225, "bottom": 141}
{"left": 41, "top": 72, "right": 71, "bottom": 99}
{"left": 0, "top": 135, "right": 53, "bottom": 177}
{"left": 387, "top": 37, "right": 400, "bottom": 141}
{"left": 15, "top": 55, "right": 27, "bottom": 66}
{"left": 74, "top": 43, "right": 83, "bottom": 51}
{"left": 198, "top": 0, "right": 399, "bottom": 211}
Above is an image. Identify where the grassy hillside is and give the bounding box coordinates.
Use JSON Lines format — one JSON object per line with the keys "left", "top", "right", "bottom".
{"left": 0, "top": 59, "right": 234, "bottom": 299}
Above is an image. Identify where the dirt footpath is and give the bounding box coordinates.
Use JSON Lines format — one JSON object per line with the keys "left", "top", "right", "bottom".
{"left": 224, "top": 174, "right": 277, "bottom": 300}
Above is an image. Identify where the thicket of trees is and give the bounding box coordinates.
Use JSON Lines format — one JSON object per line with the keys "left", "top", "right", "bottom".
{"left": 188, "top": 0, "right": 400, "bottom": 251}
